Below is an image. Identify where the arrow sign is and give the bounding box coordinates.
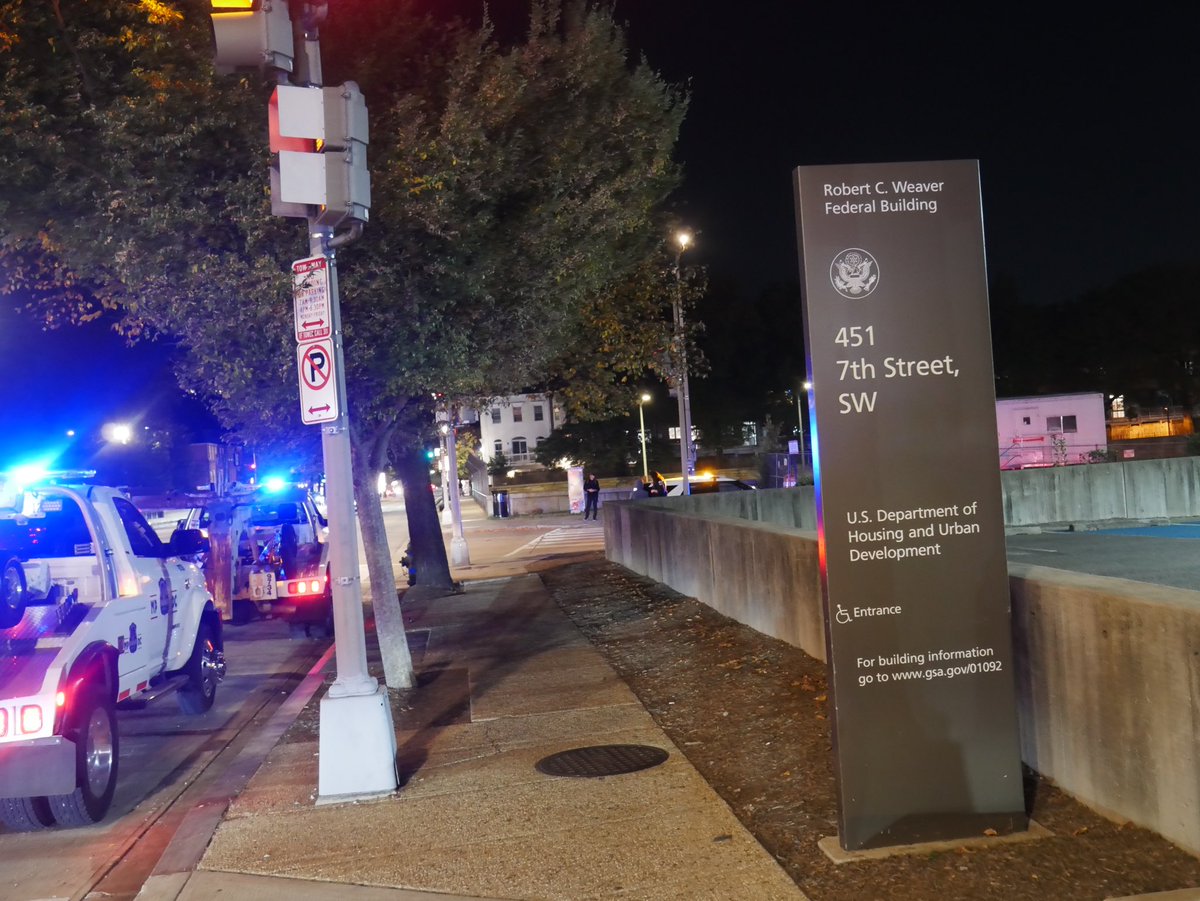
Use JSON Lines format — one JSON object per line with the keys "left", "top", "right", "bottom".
{"left": 292, "top": 256, "right": 332, "bottom": 342}
{"left": 297, "top": 339, "right": 338, "bottom": 424}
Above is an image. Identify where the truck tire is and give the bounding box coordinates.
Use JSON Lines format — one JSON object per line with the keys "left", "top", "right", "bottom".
{"left": 48, "top": 688, "right": 119, "bottom": 826}
{"left": 177, "top": 622, "right": 220, "bottom": 715}
{"left": 0, "top": 556, "right": 28, "bottom": 629}
{"left": 0, "top": 796, "right": 55, "bottom": 831}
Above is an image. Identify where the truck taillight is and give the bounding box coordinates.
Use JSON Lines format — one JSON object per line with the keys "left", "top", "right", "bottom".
{"left": 286, "top": 578, "right": 324, "bottom": 596}
{"left": 0, "top": 704, "right": 48, "bottom": 738}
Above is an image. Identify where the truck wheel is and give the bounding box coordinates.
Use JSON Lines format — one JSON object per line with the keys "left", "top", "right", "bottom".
{"left": 177, "top": 622, "right": 221, "bottom": 715}
{"left": 315, "top": 604, "right": 335, "bottom": 639}
{"left": 0, "top": 556, "right": 28, "bottom": 629}
{"left": 48, "top": 689, "right": 119, "bottom": 826}
{"left": 288, "top": 621, "right": 311, "bottom": 640}
{"left": 0, "top": 797, "right": 55, "bottom": 831}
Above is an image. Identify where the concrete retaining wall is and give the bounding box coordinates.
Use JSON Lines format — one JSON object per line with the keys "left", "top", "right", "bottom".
{"left": 605, "top": 495, "right": 1200, "bottom": 856}
{"left": 1000, "top": 457, "right": 1200, "bottom": 526}
{"left": 1009, "top": 564, "right": 1200, "bottom": 857}
{"left": 605, "top": 503, "right": 824, "bottom": 660}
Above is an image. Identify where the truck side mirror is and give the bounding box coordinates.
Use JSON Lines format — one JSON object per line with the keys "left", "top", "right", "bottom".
{"left": 169, "top": 528, "right": 210, "bottom": 558}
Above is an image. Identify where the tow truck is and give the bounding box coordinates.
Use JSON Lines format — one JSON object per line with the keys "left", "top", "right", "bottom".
{"left": 182, "top": 484, "right": 333, "bottom": 638}
{"left": 0, "top": 470, "right": 224, "bottom": 830}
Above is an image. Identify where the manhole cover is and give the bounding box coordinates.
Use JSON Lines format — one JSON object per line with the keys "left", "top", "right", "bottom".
{"left": 535, "top": 744, "right": 669, "bottom": 777}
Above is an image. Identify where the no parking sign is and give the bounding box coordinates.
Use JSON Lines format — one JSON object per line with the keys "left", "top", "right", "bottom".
{"left": 297, "top": 339, "right": 338, "bottom": 424}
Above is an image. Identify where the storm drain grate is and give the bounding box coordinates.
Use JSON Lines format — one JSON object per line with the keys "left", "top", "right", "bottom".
{"left": 535, "top": 744, "right": 669, "bottom": 778}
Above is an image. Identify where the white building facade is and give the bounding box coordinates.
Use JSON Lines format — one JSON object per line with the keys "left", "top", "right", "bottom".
{"left": 479, "top": 393, "right": 564, "bottom": 466}
{"left": 996, "top": 392, "right": 1108, "bottom": 469}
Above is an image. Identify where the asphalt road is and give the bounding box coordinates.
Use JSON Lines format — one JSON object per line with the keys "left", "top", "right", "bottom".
{"left": 0, "top": 617, "right": 325, "bottom": 901}
{"left": 1006, "top": 521, "right": 1200, "bottom": 594}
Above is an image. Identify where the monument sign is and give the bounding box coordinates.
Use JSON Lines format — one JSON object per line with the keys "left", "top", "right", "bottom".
{"left": 793, "top": 159, "right": 1027, "bottom": 850}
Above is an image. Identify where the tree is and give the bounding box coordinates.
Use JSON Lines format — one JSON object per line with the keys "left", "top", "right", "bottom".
{"left": 534, "top": 418, "right": 638, "bottom": 476}
{"left": 1, "top": 0, "right": 687, "bottom": 687}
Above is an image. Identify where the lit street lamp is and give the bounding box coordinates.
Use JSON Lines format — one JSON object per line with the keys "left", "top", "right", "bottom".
{"left": 673, "top": 229, "right": 695, "bottom": 495}
{"left": 103, "top": 422, "right": 133, "bottom": 445}
{"left": 796, "top": 380, "right": 812, "bottom": 467}
{"left": 638, "top": 392, "right": 652, "bottom": 479}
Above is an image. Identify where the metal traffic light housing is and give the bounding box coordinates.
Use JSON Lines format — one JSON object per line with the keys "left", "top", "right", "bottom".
{"left": 271, "top": 83, "right": 371, "bottom": 226}
{"left": 209, "top": 0, "right": 294, "bottom": 74}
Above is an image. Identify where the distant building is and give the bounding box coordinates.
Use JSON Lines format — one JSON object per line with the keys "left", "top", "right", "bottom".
{"left": 479, "top": 393, "right": 564, "bottom": 467}
{"left": 996, "top": 392, "right": 1107, "bottom": 469}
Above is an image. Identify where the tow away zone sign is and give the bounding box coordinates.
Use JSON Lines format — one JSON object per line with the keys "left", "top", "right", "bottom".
{"left": 292, "top": 256, "right": 332, "bottom": 342}
{"left": 297, "top": 339, "right": 338, "bottom": 424}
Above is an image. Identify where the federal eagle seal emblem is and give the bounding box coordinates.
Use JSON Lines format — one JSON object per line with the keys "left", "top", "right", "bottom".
{"left": 830, "top": 248, "right": 879, "bottom": 299}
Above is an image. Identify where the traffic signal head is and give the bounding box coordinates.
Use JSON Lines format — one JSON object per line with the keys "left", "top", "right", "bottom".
{"left": 271, "top": 83, "right": 372, "bottom": 225}
{"left": 210, "top": 0, "right": 294, "bottom": 74}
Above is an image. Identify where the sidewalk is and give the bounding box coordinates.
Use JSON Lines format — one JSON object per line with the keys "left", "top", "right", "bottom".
{"left": 162, "top": 571, "right": 806, "bottom": 900}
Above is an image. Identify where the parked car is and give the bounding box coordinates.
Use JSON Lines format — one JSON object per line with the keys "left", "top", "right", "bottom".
{"left": 630, "top": 472, "right": 757, "bottom": 498}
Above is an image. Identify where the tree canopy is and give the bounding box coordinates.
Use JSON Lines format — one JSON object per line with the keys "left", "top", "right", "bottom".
{"left": 1, "top": 0, "right": 689, "bottom": 686}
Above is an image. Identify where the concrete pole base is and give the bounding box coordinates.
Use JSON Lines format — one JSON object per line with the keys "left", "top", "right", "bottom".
{"left": 441, "top": 504, "right": 453, "bottom": 525}
{"left": 450, "top": 535, "right": 471, "bottom": 567}
{"left": 316, "top": 686, "right": 398, "bottom": 804}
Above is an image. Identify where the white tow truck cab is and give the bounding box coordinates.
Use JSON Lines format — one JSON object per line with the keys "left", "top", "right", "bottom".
{"left": 0, "top": 471, "right": 225, "bottom": 830}
{"left": 182, "top": 484, "right": 332, "bottom": 638}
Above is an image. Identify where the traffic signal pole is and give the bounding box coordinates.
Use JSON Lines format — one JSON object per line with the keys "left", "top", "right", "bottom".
{"left": 211, "top": 0, "right": 396, "bottom": 801}
{"left": 313, "top": 227, "right": 397, "bottom": 802}
{"left": 298, "top": 11, "right": 397, "bottom": 804}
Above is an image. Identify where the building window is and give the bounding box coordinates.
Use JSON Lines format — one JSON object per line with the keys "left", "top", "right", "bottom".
{"left": 512, "top": 405, "right": 523, "bottom": 423}
{"left": 494, "top": 439, "right": 503, "bottom": 456}
{"left": 533, "top": 404, "right": 544, "bottom": 422}
{"left": 490, "top": 408, "right": 501, "bottom": 424}
{"left": 668, "top": 426, "right": 680, "bottom": 440}
{"left": 1047, "top": 415, "right": 1078, "bottom": 433}
{"left": 742, "top": 422, "right": 758, "bottom": 446}
{"left": 511, "top": 437, "right": 528, "bottom": 456}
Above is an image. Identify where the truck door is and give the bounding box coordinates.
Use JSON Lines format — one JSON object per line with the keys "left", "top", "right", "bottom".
{"left": 111, "top": 498, "right": 174, "bottom": 681}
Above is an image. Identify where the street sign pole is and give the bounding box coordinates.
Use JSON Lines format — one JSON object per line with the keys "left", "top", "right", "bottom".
{"left": 296, "top": 38, "right": 396, "bottom": 805}
{"left": 209, "top": 0, "right": 394, "bottom": 803}
{"left": 446, "top": 412, "right": 470, "bottom": 566}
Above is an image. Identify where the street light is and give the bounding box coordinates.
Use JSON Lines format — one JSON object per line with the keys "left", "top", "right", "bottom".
{"left": 103, "top": 423, "right": 133, "bottom": 445}
{"left": 638, "top": 392, "right": 652, "bottom": 480}
{"left": 673, "top": 229, "right": 695, "bottom": 495}
{"left": 439, "top": 407, "right": 470, "bottom": 567}
{"left": 797, "top": 380, "right": 812, "bottom": 468}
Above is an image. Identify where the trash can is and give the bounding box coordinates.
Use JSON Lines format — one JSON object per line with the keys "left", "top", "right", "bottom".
{"left": 492, "top": 490, "right": 510, "bottom": 518}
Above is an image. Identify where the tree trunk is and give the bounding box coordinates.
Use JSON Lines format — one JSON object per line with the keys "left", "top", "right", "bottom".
{"left": 350, "top": 430, "right": 414, "bottom": 690}
{"left": 396, "top": 445, "right": 455, "bottom": 589}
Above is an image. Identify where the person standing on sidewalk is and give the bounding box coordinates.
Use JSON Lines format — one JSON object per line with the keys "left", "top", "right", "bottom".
{"left": 583, "top": 473, "right": 601, "bottom": 520}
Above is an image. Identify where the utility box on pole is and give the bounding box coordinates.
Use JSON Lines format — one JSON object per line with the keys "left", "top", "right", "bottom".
{"left": 271, "top": 83, "right": 371, "bottom": 226}
{"left": 209, "top": 0, "right": 294, "bottom": 74}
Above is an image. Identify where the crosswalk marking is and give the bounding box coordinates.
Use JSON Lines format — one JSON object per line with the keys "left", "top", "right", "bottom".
{"left": 504, "top": 524, "right": 605, "bottom": 558}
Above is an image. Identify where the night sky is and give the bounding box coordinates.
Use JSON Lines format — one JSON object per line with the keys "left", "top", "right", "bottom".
{"left": 611, "top": 2, "right": 1200, "bottom": 306}
{"left": 4, "top": 3, "right": 1197, "bottom": 467}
